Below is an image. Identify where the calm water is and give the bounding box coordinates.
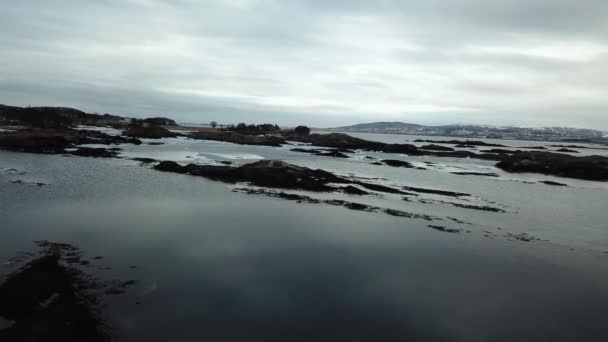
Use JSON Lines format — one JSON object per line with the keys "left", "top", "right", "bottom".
{"left": 1, "top": 133, "right": 608, "bottom": 341}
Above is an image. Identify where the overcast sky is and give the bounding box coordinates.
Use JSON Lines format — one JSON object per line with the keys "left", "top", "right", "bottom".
{"left": 1, "top": 0, "right": 607, "bottom": 128}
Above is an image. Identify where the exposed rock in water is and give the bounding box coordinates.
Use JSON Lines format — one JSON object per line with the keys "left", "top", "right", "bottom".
{"left": 290, "top": 148, "right": 350, "bottom": 158}
{"left": 370, "top": 162, "right": 383, "bottom": 165}
{"left": 70, "top": 147, "right": 119, "bottom": 158}
{"left": 522, "top": 146, "right": 547, "bottom": 150}
{"left": 419, "top": 144, "right": 455, "bottom": 151}
{"left": 402, "top": 186, "right": 470, "bottom": 197}
{"left": 555, "top": 148, "right": 579, "bottom": 153}
{"left": 341, "top": 185, "right": 369, "bottom": 195}
{"left": 131, "top": 157, "right": 157, "bottom": 164}
{"left": 123, "top": 126, "right": 178, "bottom": 139}
{"left": 0, "top": 241, "right": 137, "bottom": 341}
{"left": 480, "top": 149, "right": 519, "bottom": 154}
{"left": 414, "top": 139, "right": 507, "bottom": 147}
{"left": 191, "top": 130, "right": 285, "bottom": 147}
{"left": 451, "top": 172, "right": 499, "bottom": 177}
{"left": 300, "top": 133, "right": 422, "bottom": 155}
{"left": 381, "top": 159, "right": 415, "bottom": 168}
{"left": 540, "top": 180, "right": 568, "bottom": 186}
{"left": 142, "top": 117, "right": 177, "bottom": 126}
{"left": 233, "top": 188, "right": 438, "bottom": 221}
{"left": 155, "top": 159, "right": 421, "bottom": 196}
{"left": 495, "top": 151, "right": 608, "bottom": 181}
{"left": 428, "top": 225, "right": 461, "bottom": 233}
{"left": 450, "top": 203, "right": 506, "bottom": 212}
{"left": 0, "top": 129, "right": 140, "bottom": 154}
{"left": 155, "top": 160, "right": 348, "bottom": 192}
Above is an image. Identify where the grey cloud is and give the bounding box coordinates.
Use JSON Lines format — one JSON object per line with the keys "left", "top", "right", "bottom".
{"left": 1, "top": 0, "right": 607, "bottom": 128}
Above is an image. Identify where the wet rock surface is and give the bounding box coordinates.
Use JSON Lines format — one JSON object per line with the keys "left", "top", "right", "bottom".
{"left": 414, "top": 139, "right": 507, "bottom": 147}
{"left": 381, "top": 159, "right": 415, "bottom": 168}
{"left": 123, "top": 126, "right": 178, "bottom": 139}
{"left": 419, "top": 144, "right": 455, "bottom": 151}
{"left": 0, "top": 129, "right": 140, "bottom": 154}
{"left": 540, "top": 180, "right": 568, "bottom": 186}
{"left": 451, "top": 172, "right": 500, "bottom": 177}
{"left": 495, "top": 151, "right": 608, "bottom": 181}
{"left": 0, "top": 241, "right": 137, "bottom": 342}
{"left": 70, "top": 147, "right": 119, "bottom": 158}
{"left": 191, "top": 130, "right": 285, "bottom": 146}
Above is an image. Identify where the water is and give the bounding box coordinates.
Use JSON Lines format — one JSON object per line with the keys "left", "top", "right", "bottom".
{"left": 1, "top": 133, "right": 608, "bottom": 341}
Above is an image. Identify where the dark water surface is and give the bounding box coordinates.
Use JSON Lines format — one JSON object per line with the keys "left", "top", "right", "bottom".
{"left": 1, "top": 135, "right": 608, "bottom": 341}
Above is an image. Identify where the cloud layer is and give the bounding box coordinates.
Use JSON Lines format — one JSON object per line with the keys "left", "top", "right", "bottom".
{"left": 1, "top": 0, "right": 607, "bottom": 127}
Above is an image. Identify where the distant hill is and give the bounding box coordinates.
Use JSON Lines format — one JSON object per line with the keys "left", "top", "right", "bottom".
{"left": 330, "top": 121, "right": 608, "bottom": 143}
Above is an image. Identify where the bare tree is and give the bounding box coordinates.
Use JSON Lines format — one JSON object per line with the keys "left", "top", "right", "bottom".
{"left": 210, "top": 121, "right": 218, "bottom": 128}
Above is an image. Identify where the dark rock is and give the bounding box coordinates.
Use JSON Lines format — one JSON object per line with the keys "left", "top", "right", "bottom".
{"left": 451, "top": 172, "right": 499, "bottom": 177}
{"left": 450, "top": 203, "right": 506, "bottom": 212}
{"left": 192, "top": 131, "right": 285, "bottom": 147}
{"left": 70, "top": 147, "right": 118, "bottom": 158}
{"left": 0, "top": 129, "right": 140, "bottom": 154}
{"left": 371, "top": 162, "right": 383, "bottom": 165}
{"left": 495, "top": 151, "right": 608, "bottom": 181}
{"left": 155, "top": 160, "right": 348, "bottom": 192}
{"left": 522, "top": 146, "right": 547, "bottom": 150}
{"left": 480, "top": 149, "right": 519, "bottom": 154}
{"left": 414, "top": 139, "right": 507, "bottom": 147}
{"left": 143, "top": 117, "right": 177, "bottom": 126}
{"left": 0, "top": 132, "right": 71, "bottom": 153}
{"left": 124, "top": 126, "right": 178, "bottom": 139}
{"left": 540, "top": 180, "right": 568, "bottom": 186}
{"left": 402, "top": 186, "right": 470, "bottom": 197}
{"left": 342, "top": 185, "right": 369, "bottom": 195}
{"left": 294, "top": 126, "right": 311, "bottom": 136}
{"left": 428, "top": 225, "right": 461, "bottom": 233}
{"left": 131, "top": 157, "right": 157, "bottom": 164}
{"left": 555, "top": 148, "right": 579, "bottom": 153}
{"left": 300, "top": 133, "right": 422, "bottom": 155}
{"left": 419, "top": 144, "right": 455, "bottom": 151}
{"left": 382, "top": 159, "right": 415, "bottom": 168}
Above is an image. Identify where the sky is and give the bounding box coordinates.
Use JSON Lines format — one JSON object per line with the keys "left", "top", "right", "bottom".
{"left": 1, "top": 0, "right": 607, "bottom": 128}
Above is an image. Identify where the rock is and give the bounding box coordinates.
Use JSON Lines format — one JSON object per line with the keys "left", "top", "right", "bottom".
{"left": 402, "top": 186, "right": 470, "bottom": 197}
{"left": 155, "top": 160, "right": 348, "bottom": 192}
{"left": 294, "top": 126, "right": 311, "bottom": 136}
{"left": 419, "top": 144, "right": 455, "bottom": 151}
{"left": 450, "top": 203, "right": 506, "bottom": 212}
{"left": 342, "top": 185, "right": 369, "bottom": 195}
{"left": 540, "top": 180, "right": 568, "bottom": 186}
{"left": 131, "top": 157, "right": 157, "bottom": 164}
{"left": 0, "top": 132, "right": 71, "bottom": 153}
{"left": 191, "top": 131, "right": 285, "bottom": 147}
{"left": 414, "top": 139, "right": 507, "bottom": 147}
{"left": 522, "top": 146, "right": 547, "bottom": 150}
{"left": 123, "top": 126, "right": 178, "bottom": 139}
{"left": 495, "top": 151, "right": 608, "bottom": 181}
{"left": 300, "top": 133, "right": 421, "bottom": 155}
{"left": 451, "top": 172, "right": 499, "bottom": 177}
{"left": 381, "top": 159, "right": 415, "bottom": 168}
{"left": 70, "top": 147, "right": 118, "bottom": 158}
{"left": 142, "top": 117, "right": 177, "bottom": 126}
{"left": 480, "top": 149, "right": 519, "bottom": 154}
{"left": 428, "top": 225, "right": 461, "bottom": 233}
{"left": 370, "top": 162, "right": 383, "bottom": 165}
{"left": 0, "top": 129, "right": 140, "bottom": 154}
{"left": 555, "top": 148, "right": 578, "bottom": 153}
